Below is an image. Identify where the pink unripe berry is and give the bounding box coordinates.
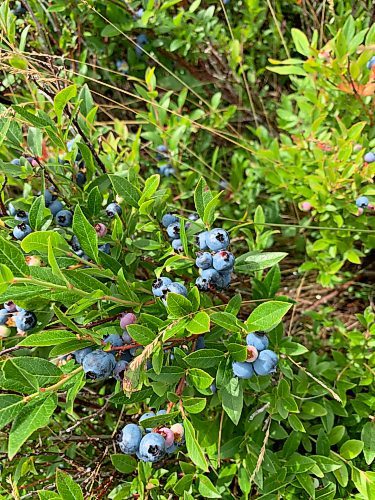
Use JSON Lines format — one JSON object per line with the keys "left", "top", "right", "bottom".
{"left": 157, "top": 427, "right": 174, "bottom": 447}
{"left": 170, "top": 423, "right": 184, "bottom": 442}
{"left": 356, "top": 207, "right": 364, "bottom": 216}
{"left": 246, "top": 345, "right": 259, "bottom": 362}
{"left": 120, "top": 312, "right": 137, "bottom": 329}
{"left": 301, "top": 202, "right": 312, "bottom": 212}
{"left": 368, "top": 203, "right": 374, "bottom": 211}
{"left": 95, "top": 223, "right": 107, "bottom": 237}
{"left": 353, "top": 144, "right": 362, "bottom": 152}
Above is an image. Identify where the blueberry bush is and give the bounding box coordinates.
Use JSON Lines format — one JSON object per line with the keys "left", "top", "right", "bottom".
{"left": 0, "top": 1, "right": 374, "bottom": 498}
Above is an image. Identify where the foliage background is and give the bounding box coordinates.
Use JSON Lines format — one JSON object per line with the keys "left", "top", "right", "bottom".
{"left": 0, "top": 0, "right": 374, "bottom": 498}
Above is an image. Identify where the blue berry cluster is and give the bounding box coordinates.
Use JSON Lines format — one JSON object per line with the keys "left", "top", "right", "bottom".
{"left": 161, "top": 213, "right": 183, "bottom": 252}
{"left": 152, "top": 276, "right": 188, "bottom": 304}
{"left": 0, "top": 301, "right": 37, "bottom": 334}
{"left": 156, "top": 145, "right": 175, "bottom": 177}
{"left": 232, "top": 332, "right": 278, "bottom": 379}
{"left": 195, "top": 228, "right": 234, "bottom": 291}
{"left": 118, "top": 416, "right": 184, "bottom": 462}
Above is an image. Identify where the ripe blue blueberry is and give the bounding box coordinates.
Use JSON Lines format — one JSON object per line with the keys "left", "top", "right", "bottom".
{"left": 367, "top": 56, "right": 375, "bottom": 70}
{"left": 138, "top": 433, "right": 166, "bottom": 462}
{"left": 158, "top": 164, "right": 175, "bottom": 177}
{"left": 98, "top": 243, "right": 111, "bottom": 254}
{"left": 71, "top": 235, "right": 81, "bottom": 252}
{"left": 49, "top": 200, "right": 64, "bottom": 216}
{"left": 152, "top": 277, "right": 172, "bottom": 297}
{"left": 139, "top": 411, "right": 155, "bottom": 432}
{"left": 219, "top": 270, "right": 232, "bottom": 289}
{"left": 73, "top": 347, "right": 93, "bottom": 364}
{"left": 364, "top": 152, "right": 375, "bottom": 163}
{"left": 113, "top": 359, "right": 129, "bottom": 381}
{"left": 122, "top": 330, "right": 133, "bottom": 344}
{"left": 171, "top": 239, "right": 183, "bottom": 253}
{"left": 206, "top": 228, "right": 230, "bottom": 251}
{"left": 195, "top": 252, "right": 213, "bottom": 270}
{"left": 252, "top": 349, "right": 278, "bottom": 376}
{"left": 246, "top": 332, "right": 269, "bottom": 351}
{"left": 166, "top": 222, "right": 180, "bottom": 239}
{"left": 161, "top": 213, "right": 179, "bottom": 228}
{"left": 166, "top": 282, "right": 187, "bottom": 297}
{"left": 166, "top": 443, "right": 178, "bottom": 454}
{"left": 118, "top": 424, "right": 143, "bottom": 454}
{"left": 219, "top": 179, "right": 229, "bottom": 190}
{"left": 10, "top": 158, "right": 21, "bottom": 165}
{"left": 188, "top": 213, "right": 199, "bottom": 221}
{"left": 44, "top": 188, "right": 57, "bottom": 206}
{"left": 210, "top": 383, "right": 217, "bottom": 393}
{"left": 195, "top": 336, "right": 205, "bottom": 350}
{"left": 156, "top": 145, "right": 169, "bottom": 161}
{"left": 0, "top": 309, "right": 8, "bottom": 325}
{"left": 232, "top": 361, "right": 254, "bottom": 379}
{"left": 76, "top": 171, "right": 86, "bottom": 187}
{"left": 196, "top": 231, "right": 209, "bottom": 250}
{"left": 55, "top": 210, "right": 73, "bottom": 227}
{"left": 103, "top": 334, "right": 124, "bottom": 349}
{"left": 135, "top": 34, "right": 148, "bottom": 57}
{"left": 116, "top": 59, "right": 129, "bottom": 74}
{"left": 106, "top": 202, "right": 122, "bottom": 218}
{"left": 134, "top": 7, "right": 144, "bottom": 19}
{"left": 196, "top": 268, "right": 220, "bottom": 291}
{"left": 157, "top": 409, "right": 167, "bottom": 415}
{"left": 4, "top": 301, "right": 16, "bottom": 312}
{"left": 212, "top": 250, "right": 235, "bottom": 271}
{"left": 356, "top": 196, "right": 369, "bottom": 208}
{"left": 82, "top": 350, "right": 116, "bottom": 380}
{"left": 13, "top": 223, "right": 32, "bottom": 240}
{"left": 15, "top": 210, "right": 29, "bottom": 223}
{"left": 15, "top": 310, "right": 37, "bottom": 331}
{"left": 195, "top": 276, "right": 209, "bottom": 291}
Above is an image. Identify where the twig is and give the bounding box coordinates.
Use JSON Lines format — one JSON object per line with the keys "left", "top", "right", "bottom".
{"left": 250, "top": 416, "right": 271, "bottom": 482}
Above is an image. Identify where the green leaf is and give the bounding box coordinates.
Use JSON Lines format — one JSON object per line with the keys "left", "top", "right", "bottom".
{"left": 126, "top": 324, "right": 156, "bottom": 345}
{"left": 291, "top": 28, "right": 310, "bottom": 56}
{"left": 56, "top": 469, "right": 84, "bottom": 500}
{"left": 185, "top": 349, "right": 224, "bottom": 368}
{"left": 13, "top": 106, "right": 53, "bottom": 128}
{"left": 110, "top": 175, "right": 140, "bottom": 208}
{"left": 263, "top": 265, "right": 281, "bottom": 297}
{"left": 110, "top": 388, "right": 153, "bottom": 405}
{"left": 17, "top": 330, "right": 77, "bottom": 347}
{"left": 221, "top": 377, "right": 243, "bottom": 425}
{"left": 198, "top": 475, "right": 221, "bottom": 498}
{"left": 49, "top": 340, "right": 93, "bottom": 358}
{"left": 183, "top": 397, "right": 206, "bottom": 414}
{"left": 211, "top": 312, "right": 242, "bottom": 333}
{"left": 340, "top": 440, "right": 364, "bottom": 459}
{"left": 245, "top": 301, "right": 292, "bottom": 332}
{"left": 29, "top": 195, "right": 47, "bottom": 231}
{"left": 187, "top": 368, "right": 213, "bottom": 390}
{"left": 27, "top": 127, "right": 42, "bottom": 157}
{"left": 72, "top": 205, "right": 98, "bottom": 261}
{"left": 110, "top": 454, "right": 137, "bottom": 474}
{"left": 4, "top": 357, "right": 63, "bottom": 387}
{"left": 138, "top": 411, "right": 180, "bottom": 429}
{"left": 0, "top": 264, "right": 13, "bottom": 293}
{"left": 8, "top": 394, "right": 57, "bottom": 459}
{"left": 235, "top": 252, "right": 287, "bottom": 274}
{"left": 0, "top": 395, "right": 24, "bottom": 431}
{"left": 0, "top": 235, "right": 28, "bottom": 276}
{"left": 139, "top": 174, "right": 160, "bottom": 204}
{"left": 184, "top": 418, "right": 208, "bottom": 471}
{"left": 266, "top": 65, "right": 307, "bottom": 76}
{"left": 21, "top": 231, "right": 70, "bottom": 255}
{"left": 351, "top": 467, "right": 375, "bottom": 499}
{"left": 227, "top": 343, "right": 247, "bottom": 362}
{"left": 166, "top": 293, "right": 192, "bottom": 317}
{"left": 280, "top": 340, "right": 309, "bottom": 356}
{"left": 48, "top": 235, "right": 65, "bottom": 281}
{"left": 203, "top": 192, "right": 221, "bottom": 226}
{"left": 194, "top": 178, "right": 212, "bottom": 221}
{"left": 77, "top": 142, "right": 95, "bottom": 177}
{"left": 362, "top": 422, "right": 375, "bottom": 465}
{"left": 87, "top": 187, "right": 103, "bottom": 216}
{"left": 54, "top": 85, "right": 77, "bottom": 125}
{"left": 186, "top": 311, "right": 210, "bottom": 334}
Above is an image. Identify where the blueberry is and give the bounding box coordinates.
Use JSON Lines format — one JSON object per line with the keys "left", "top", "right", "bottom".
{"left": 156, "top": 409, "right": 167, "bottom": 416}
{"left": 161, "top": 213, "right": 179, "bottom": 228}
{"left": 156, "top": 145, "right": 168, "bottom": 160}
{"left": 44, "top": 188, "right": 57, "bottom": 206}
{"left": 67, "top": 139, "right": 75, "bottom": 152}
{"left": 4, "top": 301, "right": 16, "bottom": 312}
{"left": 134, "top": 7, "right": 144, "bottom": 19}
{"left": 232, "top": 361, "right": 254, "bottom": 379}
{"left": 15, "top": 210, "right": 29, "bottom": 223}
{"left": 120, "top": 350, "right": 133, "bottom": 363}
{"left": 0, "top": 309, "right": 9, "bottom": 325}
{"left": 135, "top": 34, "right": 148, "bottom": 57}
{"left": 138, "top": 433, "right": 166, "bottom": 462}
{"left": 166, "top": 443, "right": 178, "bottom": 454}
{"left": 76, "top": 171, "right": 86, "bottom": 187}
{"left": 152, "top": 277, "right": 172, "bottom": 297}
{"left": 195, "top": 336, "right": 205, "bottom": 350}
{"left": 13, "top": 223, "right": 32, "bottom": 240}
{"left": 122, "top": 330, "right": 133, "bottom": 344}
{"left": 206, "top": 228, "right": 230, "bottom": 251}
{"left": 95, "top": 223, "right": 108, "bottom": 237}
{"left": 166, "top": 222, "right": 180, "bottom": 239}
{"left": 119, "top": 313, "right": 137, "bottom": 329}
{"left": 139, "top": 411, "right": 155, "bottom": 432}
{"left": 188, "top": 213, "right": 199, "bottom": 221}
{"left": 356, "top": 196, "right": 369, "bottom": 208}
{"left": 71, "top": 235, "right": 81, "bottom": 252}
{"left": 364, "top": 152, "right": 375, "bottom": 163}
{"left": 166, "top": 282, "right": 187, "bottom": 297}
{"left": 7, "top": 203, "right": 16, "bottom": 216}
{"left": 98, "top": 243, "right": 111, "bottom": 255}
{"left": 55, "top": 210, "right": 73, "bottom": 227}
{"left": 199, "top": 268, "right": 220, "bottom": 289}
{"left": 118, "top": 424, "right": 143, "bottom": 454}
{"left": 196, "top": 252, "right": 213, "bottom": 270}
{"left": 82, "top": 350, "right": 116, "bottom": 380}
{"left": 73, "top": 347, "right": 93, "bottom": 365}
{"left": 366, "top": 56, "right": 375, "bottom": 70}
{"left": 210, "top": 383, "right": 217, "bottom": 393}
{"left": 219, "top": 270, "right": 232, "bottom": 289}
{"left": 212, "top": 250, "right": 235, "bottom": 271}
{"left": 116, "top": 59, "right": 129, "bottom": 74}
{"left": 158, "top": 164, "right": 175, "bottom": 177}
{"left": 246, "top": 332, "right": 269, "bottom": 351}
{"left": 10, "top": 158, "right": 20, "bottom": 166}
{"left": 171, "top": 239, "right": 183, "bottom": 253}
{"left": 195, "top": 276, "right": 209, "bottom": 291}
{"left": 219, "top": 179, "right": 229, "bottom": 190}
{"left": 252, "top": 349, "right": 278, "bottom": 376}
{"left": 49, "top": 200, "right": 64, "bottom": 216}
{"left": 103, "top": 334, "right": 124, "bottom": 349}
{"left": 113, "top": 359, "right": 129, "bottom": 381}
{"left": 106, "top": 202, "right": 122, "bottom": 218}
{"left": 196, "top": 231, "right": 209, "bottom": 250}
{"left": 15, "top": 310, "right": 37, "bottom": 331}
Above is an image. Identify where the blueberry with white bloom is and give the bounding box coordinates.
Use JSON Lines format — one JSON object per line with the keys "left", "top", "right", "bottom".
{"left": 118, "top": 424, "right": 143, "bottom": 454}
{"left": 206, "top": 228, "right": 230, "bottom": 251}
